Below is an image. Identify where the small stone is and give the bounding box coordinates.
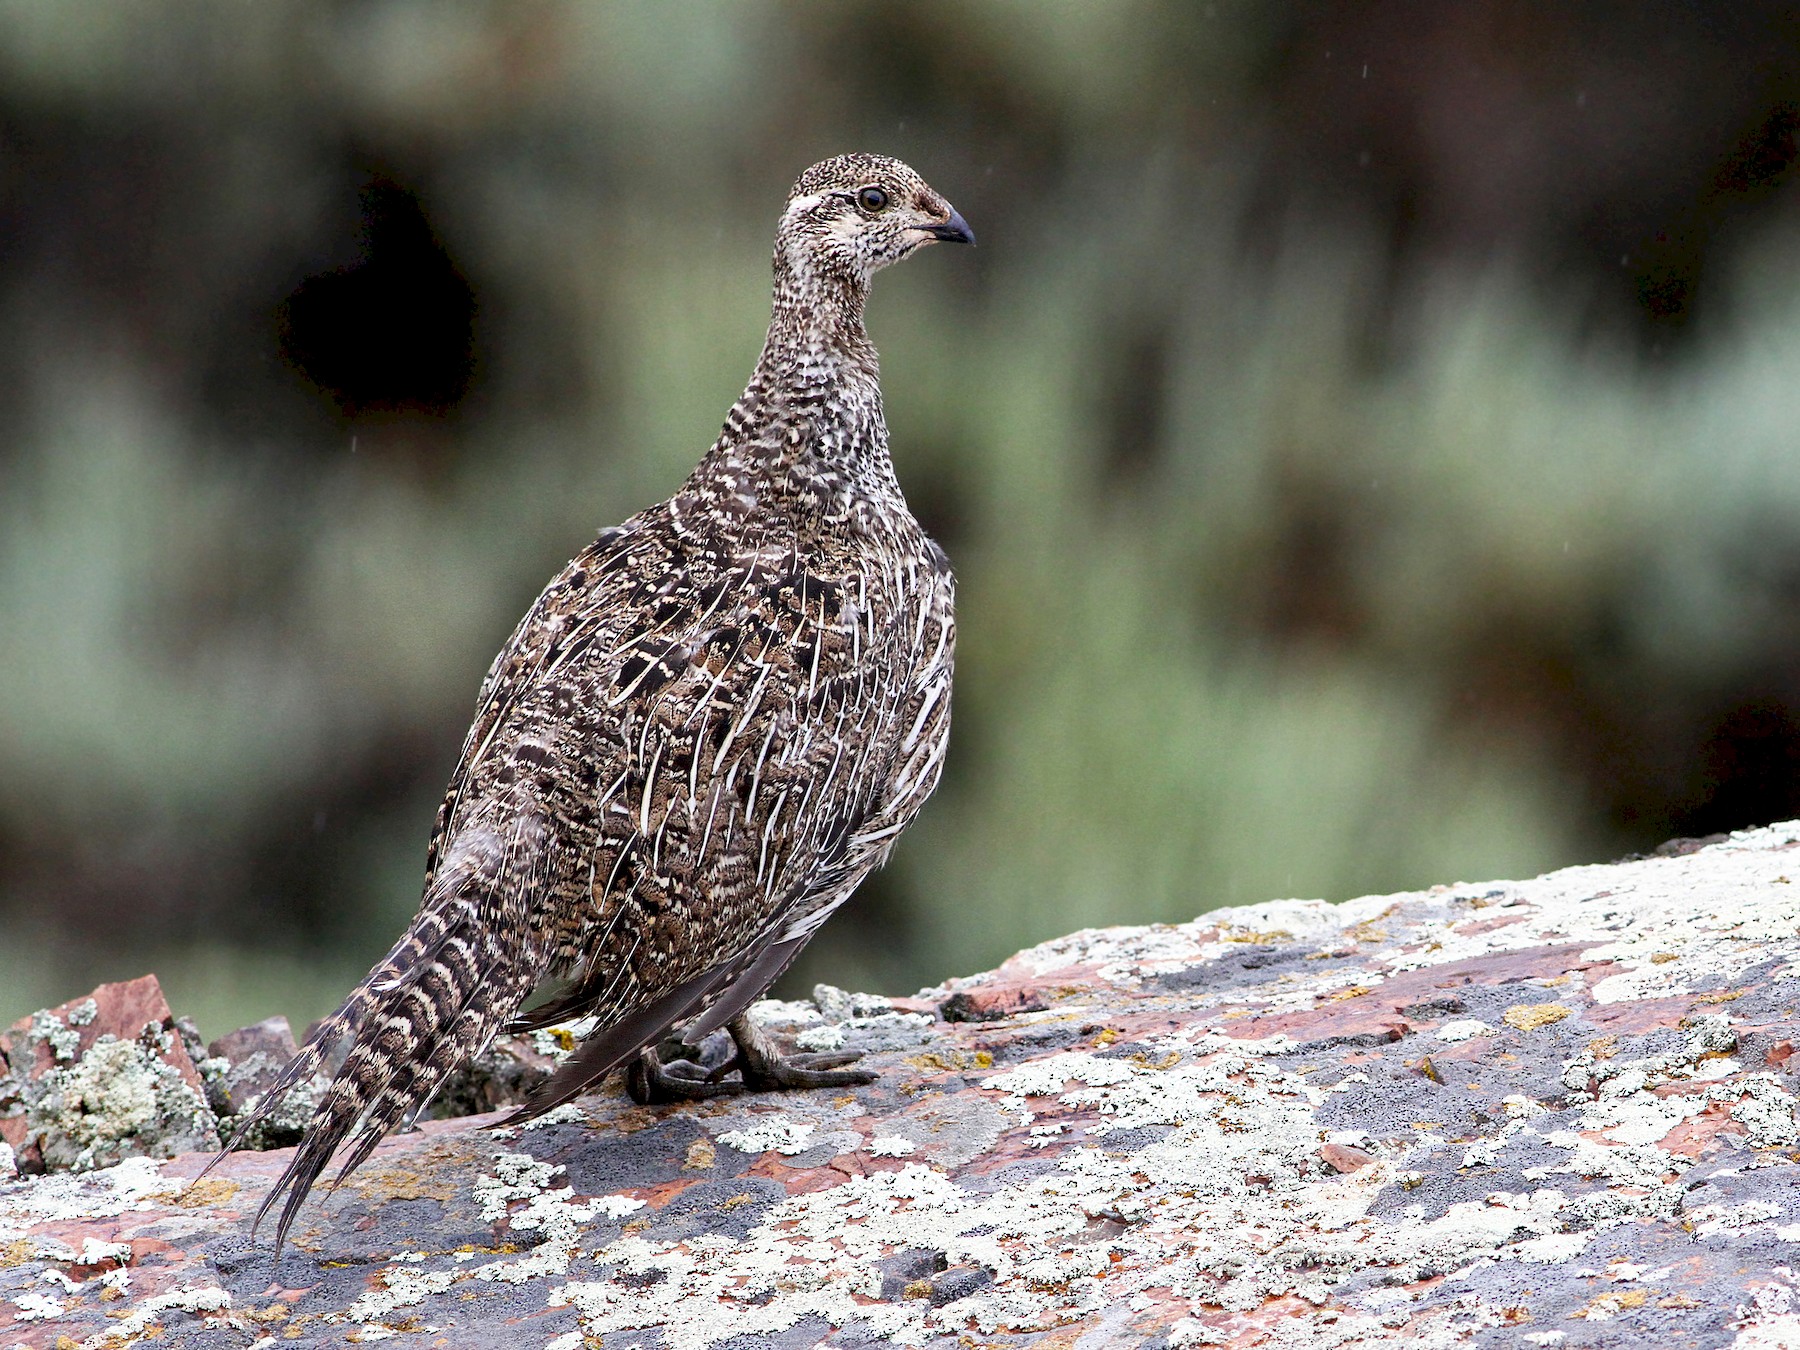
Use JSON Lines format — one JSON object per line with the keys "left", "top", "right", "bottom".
{"left": 208, "top": 1015, "right": 300, "bottom": 1069}
{"left": 205, "top": 1016, "right": 306, "bottom": 1134}
{"left": 939, "top": 983, "right": 1049, "bottom": 1023}
{"left": 429, "top": 1033, "right": 562, "bottom": 1119}
{"left": 812, "top": 984, "right": 895, "bottom": 1023}
{"left": 1319, "top": 1143, "right": 1375, "bottom": 1173}
{"left": 928, "top": 1265, "right": 993, "bottom": 1306}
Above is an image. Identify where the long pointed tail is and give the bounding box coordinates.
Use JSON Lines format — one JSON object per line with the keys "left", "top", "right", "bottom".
{"left": 209, "top": 817, "right": 549, "bottom": 1252}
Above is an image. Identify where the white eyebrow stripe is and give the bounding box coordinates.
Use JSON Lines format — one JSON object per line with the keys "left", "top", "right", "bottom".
{"left": 783, "top": 191, "right": 826, "bottom": 217}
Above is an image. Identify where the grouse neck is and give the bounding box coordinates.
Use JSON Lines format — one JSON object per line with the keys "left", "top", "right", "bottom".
{"left": 721, "top": 269, "right": 888, "bottom": 457}
{"left": 763, "top": 258, "right": 880, "bottom": 378}
{"left": 686, "top": 259, "right": 903, "bottom": 521}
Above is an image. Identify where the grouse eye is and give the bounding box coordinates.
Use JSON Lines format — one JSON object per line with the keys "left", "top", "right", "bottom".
{"left": 856, "top": 186, "right": 890, "bottom": 214}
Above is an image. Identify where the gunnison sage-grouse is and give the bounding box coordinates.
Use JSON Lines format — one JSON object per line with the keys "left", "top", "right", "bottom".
{"left": 220, "top": 154, "right": 973, "bottom": 1249}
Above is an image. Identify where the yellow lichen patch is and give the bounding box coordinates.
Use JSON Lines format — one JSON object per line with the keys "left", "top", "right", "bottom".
{"left": 168, "top": 1176, "right": 239, "bottom": 1208}
{"left": 1587, "top": 1035, "right": 1619, "bottom": 1060}
{"left": 1659, "top": 1293, "right": 1702, "bottom": 1310}
{"left": 248, "top": 1304, "right": 290, "bottom": 1324}
{"left": 548, "top": 1027, "right": 578, "bottom": 1054}
{"left": 1128, "top": 1051, "right": 1182, "bottom": 1071}
{"left": 346, "top": 1159, "right": 457, "bottom": 1204}
{"left": 1322, "top": 986, "right": 1373, "bottom": 1003}
{"left": 684, "top": 1138, "right": 717, "bottom": 1170}
{"left": 1, "top": 1239, "right": 36, "bottom": 1268}
{"left": 1092, "top": 1028, "right": 1121, "bottom": 1048}
{"left": 904, "top": 1049, "right": 994, "bottom": 1074}
{"left": 1502, "top": 1003, "right": 1572, "bottom": 1032}
{"left": 1649, "top": 952, "right": 1680, "bottom": 964}
{"left": 1576, "top": 1289, "right": 1648, "bottom": 1319}
{"left": 1222, "top": 929, "right": 1294, "bottom": 944}
{"left": 56, "top": 1337, "right": 81, "bottom": 1350}
{"left": 903, "top": 1278, "right": 933, "bottom": 1300}
{"left": 1694, "top": 990, "right": 1744, "bottom": 1005}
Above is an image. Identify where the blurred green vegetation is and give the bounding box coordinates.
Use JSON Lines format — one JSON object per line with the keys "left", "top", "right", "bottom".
{"left": 4, "top": 3, "right": 1800, "bottom": 1037}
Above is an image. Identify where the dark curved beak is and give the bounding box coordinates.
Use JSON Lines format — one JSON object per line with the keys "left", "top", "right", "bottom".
{"left": 927, "top": 207, "right": 975, "bottom": 246}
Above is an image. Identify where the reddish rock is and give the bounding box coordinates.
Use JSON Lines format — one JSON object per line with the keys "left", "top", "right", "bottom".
{"left": 1319, "top": 1143, "right": 1375, "bottom": 1173}
{"left": 0, "top": 974, "right": 216, "bottom": 1173}
{"left": 5, "top": 974, "right": 203, "bottom": 1095}
{"left": 205, "top": 1015, "right": 301, "bottom": 1120}
{"left": 939, "top": 982, "right": 1049, "bottom": 1023}
{"left": 206, "top": 1015, "right": 299, "bottom": 1069}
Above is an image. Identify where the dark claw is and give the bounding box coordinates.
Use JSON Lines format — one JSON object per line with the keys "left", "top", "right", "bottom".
{"left": 785, "top": 1051, "right": 863, "bottom": 1071}
{"left": 627, "top": 1047, "right": 747, "bottom": 1104}
{"left": 740, "top": 1056, "right": 878, "bottom": 1092}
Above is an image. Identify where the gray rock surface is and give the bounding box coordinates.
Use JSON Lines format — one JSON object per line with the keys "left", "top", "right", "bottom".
{"left": 8, "top": 824, "right": 1800, "bottom": 1346}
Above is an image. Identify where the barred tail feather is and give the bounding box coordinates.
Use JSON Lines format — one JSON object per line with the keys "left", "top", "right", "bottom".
{"left": 257, "top": 933, "right": 537, "bottom": 1253}
{"left": 206, "top": 817, "right": 550, "bottom": 1252}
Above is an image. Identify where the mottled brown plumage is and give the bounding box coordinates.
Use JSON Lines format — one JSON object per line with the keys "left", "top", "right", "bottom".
{"left": 217, "top": 154, "right": 971, "bottom": 1248}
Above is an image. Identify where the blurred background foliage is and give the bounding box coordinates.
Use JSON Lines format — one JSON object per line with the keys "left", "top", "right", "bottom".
{"left": 5, "top": 1, "right": 1800, "bottom": 1038}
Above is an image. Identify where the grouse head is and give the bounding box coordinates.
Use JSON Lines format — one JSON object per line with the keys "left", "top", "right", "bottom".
{"left": 776, "top": 154, "right": 974, "bottom": 292}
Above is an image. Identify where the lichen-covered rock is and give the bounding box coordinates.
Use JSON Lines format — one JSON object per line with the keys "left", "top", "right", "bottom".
{"left": 9, "top": 825, "right": 1800, "bottom": 1346}
{"left": 0, "top": 975, "right": 218, "bottom": 1174}
{"left": 202, "top": 1015, "right": 331, "bottom": 1152}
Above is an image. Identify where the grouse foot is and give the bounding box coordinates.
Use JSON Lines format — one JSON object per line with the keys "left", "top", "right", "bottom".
{"left": 728, "top": 1012, "right": 877, "bottom": 1092}
{"left": 625, "top": 1044, "right": 746, "bottom": 1104}
{"left": 626, "top": 1013, "right": 876, "bottom": 1104}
